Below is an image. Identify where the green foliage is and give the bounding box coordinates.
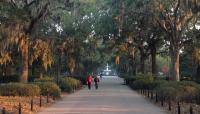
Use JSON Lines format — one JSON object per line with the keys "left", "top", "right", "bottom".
{"left": 124, "top": 76, "right": 137, "bottom": 85}
{"left": 180, "top": 52, "right": 196, "bottom": 78}
{"left": 59, "top": 77, "right": 82, "bottom": 93}
{"left": 125, "top": 74, "right": 200, "bottom": 102}
{"left": 30, "top": 39, "right": 54, "bottom": 70}
{"left": 0, "top": 0, "right": 199, "bottom": 85}
{"left": 156, "top": 55, "right": 170, "bottom": 73}
{"left": 155, "top": 81, "right": 181, "bottom": 100}
{"left": 127, "top": 77, "right": 200, "bottom": 102}
{"left": 130, "top": 80, "right": 149, "bottom": 90}
{"left": 34, "top": 76, "right": 54, "bottom": 82}
{"left": 35, "top": 82, "right": 61, "bottom": 98}
{"left": 0, "top": 83, "right": 40, "bottom": 96}
{"left": 155, "top": 81, "right": 200, "bottom": 101}
{"left": 179, "top": 81, "right": 200, "bottom": 99}
{"left": 135, "top": 73, "right": 155, "bottom": 81}
{"left": 124, "top": 73, "right": 155, "bottom": 85}
{"left": 150, "top": 80, "right": 168, "bottom": 89}
{"left": 130, "top": 79, "right": 164, "bottom": 90}
{"left": 156, "top": 86, "right": 177, "bottom": 100}
{"left": 125, "top": 73, "right": 157, "bottom": 90}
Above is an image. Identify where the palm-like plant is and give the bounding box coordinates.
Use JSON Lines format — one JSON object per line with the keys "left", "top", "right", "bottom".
{"left": 0, "top": 23, "right": 29, "bottom": 82}
{"left": 30, "top": 39, "right": 53, "bottom": 71}
{"left": 0, "top": 0, "right": 72, "bottom": 82}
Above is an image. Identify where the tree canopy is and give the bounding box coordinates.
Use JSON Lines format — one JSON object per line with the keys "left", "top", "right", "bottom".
{"left": 0, "top": 0, "right": 200, "bottom": 82}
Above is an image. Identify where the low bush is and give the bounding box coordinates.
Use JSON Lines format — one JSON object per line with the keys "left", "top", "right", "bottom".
{"left": 35, "top": 82, "right": 61, "bottom": 98}
{"left": 179, "top": 81, "right": 200, "bottom": 101}
{"left": 125, "top": 73, "right": 200, "bottom": 104}
{"left": 129, "top": 79, "right": 146, "bottom": 90}
{"left": 34, "top": 76, "right": 54, "bottom": 82}
{"left": 124, "top": 73, "right": 155, "bottom": 85}
{"left": 155, "top": 81, "right": 200, "bottom": 102}
{"left": 69, "top": 76, "right": 86, "bottom": 85}
{"left": 135, "top": 73, "right": 155, "bottom": 81}
{"left": 0, "top": 83, "right": 40, "bottom": 96}
{"left": 155, "top": 82, "right": 180, "bottom": 100}
{"left": 59, "top": 77, "right": 81, "bottom": 93}
{"left": 149, "top": 80, "right": 168, "bottom": 90}
{"left": 124, "top": 76, "right": 137, "bottom": 85}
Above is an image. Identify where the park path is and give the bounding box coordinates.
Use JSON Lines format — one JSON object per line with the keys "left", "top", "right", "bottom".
{"left": 38, "top": 77, "right": 167, "bottom": 114}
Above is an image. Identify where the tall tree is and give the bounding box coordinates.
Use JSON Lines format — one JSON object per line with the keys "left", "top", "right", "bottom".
{"left": 151, "top": 0, "right": 200, "bottom": 81}
{"left": 0, "top": 0, "right": 71, "bottom": 82}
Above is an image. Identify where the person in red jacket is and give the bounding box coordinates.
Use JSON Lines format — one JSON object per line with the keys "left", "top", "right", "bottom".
{"left": 86, "top": 74, "right": 93, "bottom": 90}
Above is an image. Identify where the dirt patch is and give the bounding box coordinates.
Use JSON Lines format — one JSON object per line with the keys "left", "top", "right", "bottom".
{"left": 0, "top": 96, "right": 55, "bottom": 114}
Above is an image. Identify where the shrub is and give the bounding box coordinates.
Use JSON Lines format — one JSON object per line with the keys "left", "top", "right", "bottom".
{"left": 130, "top": 79, "right": 154, "bottom": 90}
{"left": 0, "top": 83, "right": 40, "bottom": 96}
{"left": 34, "top": 76, "right": 54, "bottom": 82}
{"left": 150, "top": 80, "right": 168, "bottom": 90}
{"left": 35, "top": 82, "right": 61, "bottom": 97}
{"left": 130, "top": 80, "right": 146, "bottom": 90}
{"left": 128, "top": 73, "right": 157, "bottom": 90}
{"left": 124, "top": 76, "right": 137, "bottom": 85}
{"left": 156, "top": 85, "right": 177, "bottom": 100}
{"left": 59, "top": 77, "right": 81, "bottom": 93}
{"left": 155, "top": 81, "right": 186, "bottom": 101}
{"left": 178, "top": 81, "right": 200, "bottom": 101}
{"left": 152, "top": 81, "right": 200, "bottom": 102}
{"left": 69, "top": 76, "right": 86, "bottom": 85}
{"left": 124, "top": 73, "right": 155, "bottom": 86}
{"left": 135, "top": 73, "right": 155, "bottom": 81}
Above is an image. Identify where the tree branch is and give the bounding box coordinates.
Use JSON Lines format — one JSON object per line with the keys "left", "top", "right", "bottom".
{"left": 174, "top": 0, "right": 181, "bottom": 20}
{"left": 25, "top": 0, "right": 36, "bottom": 8}
{"left": 26, "top": 2, "right": 50, "bottom": 34}
{"left": 10, "top": 0, "right": 17, "bottom": 8}
{"left": 180, "top": 38, "right": 193, "bottom": 47}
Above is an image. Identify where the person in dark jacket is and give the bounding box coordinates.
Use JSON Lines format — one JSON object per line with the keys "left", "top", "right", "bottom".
{"left": 94, "top": 76, "right": 100, "bottom": 89}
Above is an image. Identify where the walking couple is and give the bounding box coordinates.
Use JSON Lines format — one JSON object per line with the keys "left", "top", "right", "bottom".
{"left": 86, "top": 74, "right": 100, "bottom": 90}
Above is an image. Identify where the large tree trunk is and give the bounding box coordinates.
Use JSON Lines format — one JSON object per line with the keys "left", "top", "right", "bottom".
{"left": 20, "top": 42, "right": 29, "bottom": 82}
{"left": 31, "top": 60, "right": 37, "bottom": 76}
{"left": 56, "top": 55, "right": 62, "bottom": 84}
{"left": 140, "top": 50, "right": 145, "bottom": 74}
{"left": 196, "top": 64, "right": 200, "bottom": 81}
{"left": 170, "top": 48, "right": 180, "bottom": 81}
{"left": 132, "top": 57, "right": 137, "bottom": 76}
{"left": 130, "top": 48, "right": 136, "bottom": 76}
{"left": 151, "top": 43, "right": 157, "bottom": 75}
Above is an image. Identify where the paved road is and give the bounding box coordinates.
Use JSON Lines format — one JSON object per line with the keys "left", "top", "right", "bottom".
{"left": 38, "top": 77, "right": 167, "bottom": 114}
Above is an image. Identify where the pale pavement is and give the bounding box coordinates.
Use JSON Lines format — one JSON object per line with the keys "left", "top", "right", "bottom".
{"left": 38, "top": 76, "right": 167, "bottom": 114}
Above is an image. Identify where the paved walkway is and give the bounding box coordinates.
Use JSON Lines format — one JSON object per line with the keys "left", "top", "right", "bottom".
{"left": 38, "top": 77, "right": 167, "bottom": 114}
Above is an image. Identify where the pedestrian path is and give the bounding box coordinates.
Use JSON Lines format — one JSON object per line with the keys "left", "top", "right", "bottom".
{"left": 38, "top": 77, "right": 167, "bottom": 114}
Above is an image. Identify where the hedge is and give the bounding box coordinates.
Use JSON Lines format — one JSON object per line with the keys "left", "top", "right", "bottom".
{"left": 0, "top": 83, "right": 40, "bottom": 96}
{"left": 69, "top": 76, "right": 86, "bottom": 85}
{"left": 59, "top": 77, "right": 82, "bottom": 93}
{"left": 35, "top": 82, "right": 61, "bottom": 98}
{"left": 125, "top": 74, "right": 200, "bottom": 103}
{"left": 124, "top": 73, "right": 155, "bottom": 85}
{"left": 34, "top": 76, "right": 54, "bottom": 82}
